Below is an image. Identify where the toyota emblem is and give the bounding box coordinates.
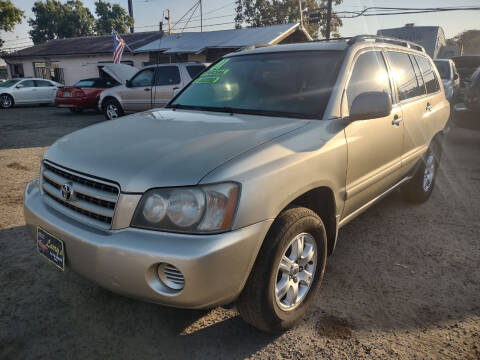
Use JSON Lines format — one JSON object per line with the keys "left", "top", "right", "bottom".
{"left": 61, "top": 183, "right": 74, "bottom": 201}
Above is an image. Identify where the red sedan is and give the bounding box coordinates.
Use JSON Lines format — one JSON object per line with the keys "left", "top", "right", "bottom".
{"left": 55, "top": 77, "right": 119, "bottom": 113}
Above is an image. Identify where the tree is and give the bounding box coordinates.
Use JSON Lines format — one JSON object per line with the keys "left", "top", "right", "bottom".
{"left": 450, "top": 30, "right": 480, "bottom": 56}
{"left": 95, "top": 0, "right": 133, "bottom": 35}
{"left": 28, "top": 0, "right": 95, "bottom": 44}
{"left": 0, "top": 0, "right": 24, "bottom": 48}
{"left": 234, "top": 0, "right": 343, "bottom": 39}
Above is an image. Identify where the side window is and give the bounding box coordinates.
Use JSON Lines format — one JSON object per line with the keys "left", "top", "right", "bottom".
{"left": 154, "top": 66, "right": 181, "bottom": 86}
{"left": 388, "top": 51, "right": 424, "bottom": 101}
{"left": 130, "top": 68, "right": 155, "bottom": 87}
{"left": 346, "top": 51, "right": 392, "bottom": 110}
{"left": 410, "top": 55, "right": 426, "bottom": 96}
{"left": 186, "top": 65, "right": 206, "bottom": 79}
{"left": 35, "top": 80, "right": 54, "bottom": 87}
{"left": 415, "top": 55, "right": 441, "bottom": 94}
{"left": 19, "top": 80, "right": 36, "bottom": 88}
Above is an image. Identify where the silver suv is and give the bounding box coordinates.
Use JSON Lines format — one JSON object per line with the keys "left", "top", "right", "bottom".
{"left": 24, "top": 36, "right": 449, "bottom": 332}
{"left": 99, "top": 62, "right": 206, "bottom": 119}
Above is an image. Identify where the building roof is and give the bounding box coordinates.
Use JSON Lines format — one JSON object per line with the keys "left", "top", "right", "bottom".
{"left": 135, "top": 23, "right": 311, "bottom": 54}
{"left": 3, "top": 31, "right": 163, "bottom": 59}
{"left": 377, "top": 25, "right": 445, "bottom": 58}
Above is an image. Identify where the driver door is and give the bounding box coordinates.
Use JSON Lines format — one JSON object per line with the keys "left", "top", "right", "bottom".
{"left": 122, "top": 68, "right": 155, "bottom": 112}
{"left": 343, "top": 50, "right": 404, "bottom": 217}
{"left": 11, "top": 79, "right": 38, "bottom": 104}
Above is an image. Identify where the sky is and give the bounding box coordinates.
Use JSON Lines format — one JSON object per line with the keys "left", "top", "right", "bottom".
{"left": 2, "top": 0, "right": 480, "bottom": 51}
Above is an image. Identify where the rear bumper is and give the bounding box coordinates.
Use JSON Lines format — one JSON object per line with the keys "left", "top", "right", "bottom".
{"left": 24, "top": 179, "right": 271, "bottom": 309}
{"left": 55, "top": 97, "right": 94, "bottom": 109}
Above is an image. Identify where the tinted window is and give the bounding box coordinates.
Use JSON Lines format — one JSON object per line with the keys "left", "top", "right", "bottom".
{"left": 434, "top": 60, "right": 451, "bottom": 79}
{"left": 94, "top": 78, "right": 119, "bottom": 88}
{"left": 388, "top": 51, "right": 424, "bottom": 101}
{"left": 154, "top": 66, "right": 180, "bottom": 86}
{"left": 130, "top": 68, "right": 155, "bottom": 87}
{"left": 346, "top": 51, "right": 392, "bottom": 110}
{"left": 416, "top": 56, "right": 441, "bottom": 94}
{"left": 35, "top": 80, "right": 54, "bottom": 87}
{"left": 19, "top": 80, "right": 36, "bottom": 88}
{"left": 170, "top": 51, "right": 344, "bottom": 119}
{"left": 186, "top": 65, "right": 206, "bottom": 78}
{"left": 74, "top": 79, "right": 96, "bottom": 87}
{"left": 410, "top": 55, "right": 426, "bottom": 96}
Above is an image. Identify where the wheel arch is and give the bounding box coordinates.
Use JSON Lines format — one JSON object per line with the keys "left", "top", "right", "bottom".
{"left": 279, "top": 186, "right": 338, "bottom": 256}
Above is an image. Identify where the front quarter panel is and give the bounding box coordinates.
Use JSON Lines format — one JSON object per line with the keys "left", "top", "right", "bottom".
{"left": 200, "top": 120, "right": 348, "bottom": 230}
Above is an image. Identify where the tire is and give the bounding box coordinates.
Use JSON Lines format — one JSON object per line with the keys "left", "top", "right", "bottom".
{"left": 0, "top": 94, "right": 14, "bottom": 109}
{"left": 402, "top": 142, "right": 441, "bottom": 203}
{"left": 103, "top": 98, "right": 124, "bottom": 120}
{"left": 236, "top": 207, "right": 327, "bottom": 333}
{"left": 69, "top": 107, "right": 83, "bottom": 114}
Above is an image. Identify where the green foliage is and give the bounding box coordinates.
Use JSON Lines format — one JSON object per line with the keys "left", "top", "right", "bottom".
{"left": 0, "top": 0, "right": 24, "bottom": 48}
{"left": 28, "top": 0, "right": 95, "bottom": 44}
{"left": 95, "top": 0, "right": 133, "bottom": 35}
{"left": 234, "top": 0, "right": 343, "bottom": 39}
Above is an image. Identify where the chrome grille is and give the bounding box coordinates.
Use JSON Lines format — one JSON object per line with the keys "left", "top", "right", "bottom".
{"left": 41, "top": 161, "right": 119, "bottom": 228}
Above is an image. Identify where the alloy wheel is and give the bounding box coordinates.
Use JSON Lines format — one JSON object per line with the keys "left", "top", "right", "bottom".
{"left": 423, "top": 153, "right": 435, "bottom": 192}
{"left": 1, "top": 95, "right": 12, "bottom": 108}
{"left": 275, "top": 232, "right": 317, "bottom": 311}
{"left": 106, "top": 103, "right": 119, "bottom": 119}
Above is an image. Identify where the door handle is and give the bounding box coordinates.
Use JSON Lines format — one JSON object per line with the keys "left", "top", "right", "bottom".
{"left": 392, "top": 114, "right": 402, "bottom": 126}
{"left": 144, "top": 88, "right": 151, "bottom": 92}
{"left": 426, "top": 102, "right": 432, "bottom": 111}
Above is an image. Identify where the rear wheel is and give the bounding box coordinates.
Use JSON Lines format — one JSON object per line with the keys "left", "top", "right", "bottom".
{"left": 103, "top": 98, "right": 123, "bottom": 120}
{"left": 402, "top": 143, "right": 441, "bottom": 203}
{"left": 237, "top": 207, "right": 327, "bottom": 333}
{"left": 0, "top": 94, "right": 14, "bottom": 109}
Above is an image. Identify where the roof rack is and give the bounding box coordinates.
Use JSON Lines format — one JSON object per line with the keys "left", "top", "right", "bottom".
{"left": 347, "top": 35, "right": 426, "bottom": 53}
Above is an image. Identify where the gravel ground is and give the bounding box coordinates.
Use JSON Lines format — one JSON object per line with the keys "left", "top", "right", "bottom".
{"left": 0, "top": 106, "right": 479, "bottom": 360}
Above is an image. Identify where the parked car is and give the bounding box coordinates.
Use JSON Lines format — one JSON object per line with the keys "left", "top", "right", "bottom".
{"left": 24, "top": 36, "right": 449, "bottom": 333}
{"left": 0, "top": 78, "right": 62, "bottom": 109}
{"left": 434, "top": 59, "right": 460, "bottom": 104}
{"left": 464, "top": 66, "right": 480, "bottom": 111}
{"left": 99, "top": 62, "right": 207, "bottom": 120}
{"left": 55, "top": 77, "right": 119, "bottom": 113}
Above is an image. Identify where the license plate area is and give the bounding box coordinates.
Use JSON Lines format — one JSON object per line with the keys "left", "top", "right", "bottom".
{"left": 37, "top": 227, "right": 65, "bottom": 271}
{"left": 64, "top": 92, "right": 71, "bottom": 97}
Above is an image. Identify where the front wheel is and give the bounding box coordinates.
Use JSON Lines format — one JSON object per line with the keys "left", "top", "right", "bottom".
{"left": 236, "top": 207, "right": 327, "bottom": 333}
{"left": 103, "top": 98, "right": 123, "bottom": 120}
{"left": 0, "top": 94, "right": 14, "bottom": 109}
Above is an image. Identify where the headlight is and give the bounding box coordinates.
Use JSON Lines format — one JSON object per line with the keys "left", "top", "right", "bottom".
{"left": 131, "top": 182, "right": 240, "bottom": 233}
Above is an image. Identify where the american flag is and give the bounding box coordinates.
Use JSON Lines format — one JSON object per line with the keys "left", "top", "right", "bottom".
{"left": 113, "top": 31, "right": 126, "bottom": 64}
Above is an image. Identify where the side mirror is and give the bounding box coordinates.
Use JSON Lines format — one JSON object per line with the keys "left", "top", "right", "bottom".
{"left": 349, "top": 91, "right": 392, "bottom": 122}
{"left": 16, "top": 84, "right": 24, "bottom": 89}
{"left": 125, "top": 79, "right": 131, "bottom": 88}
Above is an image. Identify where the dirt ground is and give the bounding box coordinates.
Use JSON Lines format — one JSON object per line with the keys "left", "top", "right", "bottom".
{"left": 0, "top": 106, "right": 479, "bottom": 360}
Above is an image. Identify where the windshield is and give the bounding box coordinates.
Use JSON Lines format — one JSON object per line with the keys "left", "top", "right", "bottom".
{"left": 169, "top": 51, "right": 344, "bottom": 119}
{"left": 0, "top": 79, "right": 21, "bottom": 88}
{"left": 434, "top": 61, "right": 451, "bottom": 80}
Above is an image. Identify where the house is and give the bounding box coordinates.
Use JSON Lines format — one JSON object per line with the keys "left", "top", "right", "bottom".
{"left": 135, "top": 23, "right": 312, "bottom": 64}
{"left": 2, "top": 23, "right": 311, "bottom": 85}
{"left": 377, "top": 24, "right": 446, "bottom": 58}
{"left": 2, "top": 31, "right": 162, "bottom": 85}
{"left": 0, "top": 58, "right": 7, "bottom": 80}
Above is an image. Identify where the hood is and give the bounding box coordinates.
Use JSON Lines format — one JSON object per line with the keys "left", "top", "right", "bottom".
{"left": 101, "top": 63, "right": 138, "bottom": 84}
{"left": 45, "top": 109, "right": 309, "bottom": 193}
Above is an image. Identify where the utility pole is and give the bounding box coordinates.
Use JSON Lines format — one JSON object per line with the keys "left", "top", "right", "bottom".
{"left": 325, "top": 0, "right": 332, "bottom": 39}
{"left": 298, "top": 0, "right": 304, "bottom": 29}
{"left": 200, "top": 0, "right": 203, "bottom": 32}
{"left": 167, "top": 9, "right": 172, "bottom": 34}
{"left": 128, "top": 0, "right": 134, "bottom": 33}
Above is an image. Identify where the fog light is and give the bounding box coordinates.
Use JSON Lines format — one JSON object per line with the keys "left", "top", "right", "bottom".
{"left": 157, "top": 263, "right": 185, "bottom": 291}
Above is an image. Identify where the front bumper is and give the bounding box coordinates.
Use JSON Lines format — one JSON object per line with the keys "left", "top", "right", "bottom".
{"left": 24, "top": 179, "right": 272, "bottom": 309}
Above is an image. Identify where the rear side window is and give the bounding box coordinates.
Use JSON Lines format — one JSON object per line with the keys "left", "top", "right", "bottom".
{"left": 346, "top": 51, "right": 392, "bottom": 110}
{"left": 416, "top": 56, "right": 441, "bottom": 94}
{"left": 154, "top": 66, "right": 181, "bottom": 86}
{"left": 186, "top": 65, "right": 206, "bottom": 78}
{"left": 388, "top": 51, "right": 424, "bottom": 101}
{"left": 410, "top": 55, "right": 427, "bottom": 97}
{"left": 94, "top": 78, "right": 119, "bottom": 88}
{"left": 35, "top": 80, "right": 54, "bottom": 87}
